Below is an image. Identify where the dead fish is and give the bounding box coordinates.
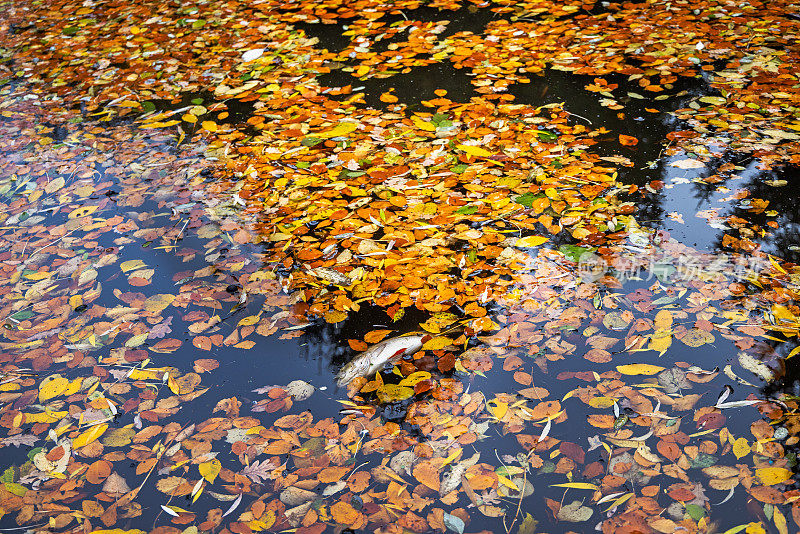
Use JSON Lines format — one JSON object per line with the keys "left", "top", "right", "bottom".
{"left": 336, "top": 334, "right": 427, "bottom": 387}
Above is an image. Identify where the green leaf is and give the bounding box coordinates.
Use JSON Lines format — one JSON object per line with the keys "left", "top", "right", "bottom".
{"left": 451, "top": 164, "right": 467, "bottom": 174}
{"left": 689, "top": 452, "right": 717, "bottom": 468}
{"left": 456, "top": 206, "right": 478, "bottom": 215}
{"left": 11, "top": 310, "right": 34, "bottom": 321}
{"left": 141, "top": 101, "right": 156, "bottom": 113}
{"left": 1, "top": 466, "right": 15, "bottom": 484}
{"left": 4, "top": 482, "right": 26, "bottom": 496}
{"left": 191, "top": 98, "right": 204, "bottom": 105}
{"left": 301, "top": 137, "right": 323, "bottom": 147}
{"left": 192, "top": 19, "right": 206, "bottom": 29}
{"left": 684, "top": 504, "right": 705, "bottom": 521}
{"left": 535, "top": 130, "right": 558, "bottom": 142}
{"left": 559, "top": 245, "right": 597, "bottom": 263}
{"left": 62, "top": 26, "right": 79, "bottom": 36}
{"left": 517, "top": 513, "right": 538, "bottom": 534}
{"left": 514, "top": 192, "right": 541, "bottom": 207}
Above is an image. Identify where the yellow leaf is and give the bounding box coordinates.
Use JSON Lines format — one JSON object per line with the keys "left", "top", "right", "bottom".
{"left": 756, "top": 467, "right": 792, "bottom": 486}
{"left": 774, "top": 508, "right": 788, "bottom": 534}
{"left": 201, "top": 121, "right": 218, "bottom": 132}
{"left": 515, "top": 235, "right": 549, "bottom": 247}
{"left": 648, "top": 331, "right": 672, "bottom": 355}
{"left": 120, "top": 259, "right": 147, "bottom": 272}
{"left": 91, "top": 530, "right": 146, "bottom": 534}
{"left": 616, "top": 364, "right": 665, "bottom": 376}
{"left": 199, "top": 459, "right": 222, "bottom": 483}
{"left": 126, "top": 333, "right": 149, "bottom": 348}
{"left": 442, "top": 448, "right": 462, "bottom": 467}
{"left": 355, "top": 65, "right": 370, "bottom": 77}
{"left": 238, "top": 315, "right": 260, "bottom": 327}
{"left": 24, "top": 410, "right": 68, "bottom": 424}
{"left": 182, "top": 113, "right": 197, "bottom": 124}
{"left": 422, "top": 336, "right": 451, "bottom": 351}
{"left": 588, "top": 396, "right": 617, "bottom": 408}
{"left": 318, "top": 121, "right": 357, "bottom": 139}
{"left": 39, "top": 375, "right": 69, "bottom": 402}
{"left": 654, "top": 310, "right": 673, "bottom": 330}
{"left": 143, "top": 294, "right": 175, "bottom": 314}
{"left": 25, "top": 271, "right": 52, "bottom": 281}
{"left": 604, "top": 492, "right": 634, "bottom": 512}
{"left": 62, "top": 377, "right": 83, "bottom": 397}
{"left": 497, "top": 475, "right": 519, "bottom": 490}
{"left": 69, "top": 295, "right": 83, "bottom": 309}
{"left": 73, "top": 423, "right": 108, "bottom": 448}
{"left": 772, "top": 304, "right": 796, "bottom": 323}
{"left": 398, "top": 371, "right": 431, "bottom": 387}
{"left": 550, "top": 482, "right": 599, "bottom": 490}
{"left": 412, "top": 117, "right": 436, "bottom": 132}
{"left": 489, "top": 401, "right": 508, "bottom": 420}
{"left": 128, "top": 368, "right": 167, "bottom": 381}
{"left": 769, "top": 255, "right": 787, "bottom": 274}
{"left": 68, "top": 205, "right": 98, "bottom": 219}
{"left": 787, "top": 345, "right": 800, "bottom": 360}
{"left": 376, "top": 384, "right": 414, "bottom": 403}
{"left": 167, "top": 375, "right": 180, "bottom": 395}
{"left": 744, "top": 523, "right": 766, "bottom": 534}
{"left": 456, "top": 144, "right": 492, "bottom": 157}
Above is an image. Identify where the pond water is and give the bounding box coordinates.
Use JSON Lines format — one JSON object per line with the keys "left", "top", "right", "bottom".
{"left": 2, "top": 1, "right": 800, "bottom": 533}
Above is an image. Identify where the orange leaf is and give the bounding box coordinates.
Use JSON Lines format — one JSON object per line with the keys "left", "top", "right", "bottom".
{"left": 331, "top": 501, "right": 360, "bottom": 525}
{"left": 348, "top": 339, "right": 368, "bottom": 351}
{"left": 619, "top": 134, "right": 639, "bottom": 146}
{"left": 364, "top": 329, "right": 393, "bottom": 344}
{"left": 318, "top": 467, "right": 348, "bottom": 484}
{"left": 413, "top": 462, "right": 440, "bottom": 492}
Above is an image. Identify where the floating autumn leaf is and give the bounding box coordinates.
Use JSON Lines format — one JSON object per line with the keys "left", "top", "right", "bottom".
{"left": 619, "top": 134, "right": 639, "bottom": 146}
{"left": 681, "top": 328, "right": 714, "bottom": 347}
{"left": 422, "top": 336, "right": 452, "bottom": 351}
{"left": 398, "top": 371, "right": 431, "bottom": 387}
{"left": 68, "top": 205, "right": 99, "bottom": 218}
{"left": 756, "top": 467, "right": 792, "bottom": 486}
{"left": 413, "top": 462, "right": 440, "bottom": 492}
{"left": 38, "top": 374, "right": 70, "bottom": 402}
{"left": 73, "top": 423, "right": 108, "bottom": 448}
{"left": 317, "top": 121, "right": 357, "bottom": 139}
{"left": 242, "top": 48, "right": 265, "bottom": 62}
{"left": 364, "top": 329, "right": 393, "bottom": 344}
{"left": 199, "top": 459, "right": 222, "bottom": 483}
{"left": 732, "top": 438, "right": 751, "bottom": 460}
{"left": 551, "top": 482, "right": 598, "bottom": 490}
{"left": 455, "top": 144, "right": 492, "bottom": 157}
{"left": 376, "top": 384, "right": 414, "bottom": 403}
{"left": 515, "top": 235, "right": 549, "bottom": 248}
{"left": 616, "top": 364, "right": 666, "bottom": 376}
{"left": 557, "top": 500, "right": 594, "bottom": 522}
{"left": 193, "top": 358, "right": 220, "bottom": 373}
{"left": 670, "top": 158, "right": 705, "bottom": 169}
{"left": 331, "top": 501, "right": 360, "bottom": 526}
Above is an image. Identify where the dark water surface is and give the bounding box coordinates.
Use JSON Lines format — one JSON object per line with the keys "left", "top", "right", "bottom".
{"left": 3, "top": 3, "right": 800, "bottom": 533}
